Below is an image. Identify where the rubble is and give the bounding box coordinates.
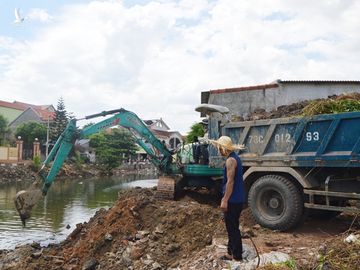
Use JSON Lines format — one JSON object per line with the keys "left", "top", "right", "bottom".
{"left": 0, "top": 188, "right": 359, "bottom": 270}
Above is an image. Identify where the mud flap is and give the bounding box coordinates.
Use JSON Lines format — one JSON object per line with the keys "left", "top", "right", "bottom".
{"left": 156, "top": 175, "right": 181, "bottom": 199}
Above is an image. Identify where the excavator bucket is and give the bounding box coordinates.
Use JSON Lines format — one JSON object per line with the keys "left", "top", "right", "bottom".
{"left": 156, "top": 175, "right": 181, "bottom": 199}
{"left": 14, "top": 178, "right": 43, "bottom": 226}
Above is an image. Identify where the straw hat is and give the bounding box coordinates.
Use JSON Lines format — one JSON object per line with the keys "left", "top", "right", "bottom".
{"left": 209, "top": 136, "right": 245, "bottom": 151}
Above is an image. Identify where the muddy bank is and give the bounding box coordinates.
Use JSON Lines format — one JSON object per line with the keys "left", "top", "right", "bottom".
{"left": 0, "top": 164, "right": 37, "bottom": 184}
{"left": 1, "top": 188, "right": 359, "bottom": 270}
{"left": 0, "top": 163, "right": 157, "bottom": 184}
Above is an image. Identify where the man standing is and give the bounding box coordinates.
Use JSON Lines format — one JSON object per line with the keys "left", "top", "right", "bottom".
{"left": 210, "top": 136, "right": 245, "bottom": 261}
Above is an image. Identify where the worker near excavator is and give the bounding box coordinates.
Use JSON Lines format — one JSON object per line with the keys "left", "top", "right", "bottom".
{"left": 210, "top": 136, "right": 245, "bottom": 261}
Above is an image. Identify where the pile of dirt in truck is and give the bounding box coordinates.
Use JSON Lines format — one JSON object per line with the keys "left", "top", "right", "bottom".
{"left": 239, "top": 92, "right": 360, "bottom": 121}
{"left": 1, "top": 187, "right": 359, "bottom": 270}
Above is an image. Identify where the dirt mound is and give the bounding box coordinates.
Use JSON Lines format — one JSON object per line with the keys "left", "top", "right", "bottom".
{"left": 11, "top": 188, "right": 224, "bottom": 270}
{"left": 0, "top": 164, "right": 36, "bottom": 183}
{"left": 1, "top": 188, "right": 359, "bottom": 270}
{"left": 240, "top": 92, "right": 360, "bottom": 121}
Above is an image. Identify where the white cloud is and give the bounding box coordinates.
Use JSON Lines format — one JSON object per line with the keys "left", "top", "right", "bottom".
{"left": 27, "top": 8, "right": 53, "bottom": 23}
{"left": 0, "top": 0, "right": 360, "bottom": 133}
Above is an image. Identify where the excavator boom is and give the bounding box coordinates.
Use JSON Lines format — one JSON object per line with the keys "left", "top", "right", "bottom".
{"left": 14, "top": 108, "right": 178, "bottom": 225}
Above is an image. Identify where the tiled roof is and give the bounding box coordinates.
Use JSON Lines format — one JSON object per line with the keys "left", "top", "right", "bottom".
{"left": 0, "top": 99, "right": 54, "bottom": 121}
{"left": 33, "top": 108, "right": 54, "bottom": 120}
{"left": 0, "top": 100, "right": 26, "bottom": 110}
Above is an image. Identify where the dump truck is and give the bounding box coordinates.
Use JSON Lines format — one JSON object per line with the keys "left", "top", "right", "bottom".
{"left": 201, "top": 105, "right": 360, "bottom": 231}
{"left": 15, "top": 105, "right": 360, "bottom": 231}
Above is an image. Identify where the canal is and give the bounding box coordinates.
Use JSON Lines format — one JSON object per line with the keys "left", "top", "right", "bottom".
{"left": 0, "top": 174, "right": 157, "bottom": 250}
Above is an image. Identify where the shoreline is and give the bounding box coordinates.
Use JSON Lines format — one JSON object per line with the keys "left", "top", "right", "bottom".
{"left": 0, "top": 162, "right": 159, "bottom": 184}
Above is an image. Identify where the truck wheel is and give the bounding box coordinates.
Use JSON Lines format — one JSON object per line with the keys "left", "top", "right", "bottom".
{"left": 248, "top": 175, "right": 303, "bottom": 231}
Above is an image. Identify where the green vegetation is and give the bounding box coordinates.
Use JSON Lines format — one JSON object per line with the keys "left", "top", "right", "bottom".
{"left": 50, "top": 97, "right": 72, "bottom": 141}
{"left": 32, "top": 155, "right": 42, "bottom": 172}
{"left": 89, "top": 128, "right": 137, "bottom": 171}
{"left": 73, "top": 150, "right": 84, "bottom": 169}
{"left": 314, "top": 240, "right": 360, "bottom": 270}
{"left": 186, "top": 122, "right": 205, "bottom": 143}
{"left": 0, "top": 114, "right": 10, "bottom": 145}
{"left": 15, "top": 121, "right": 47, "bottom": 149}
{"left": 302, "top": 93, "right": 360, "bottom": 116}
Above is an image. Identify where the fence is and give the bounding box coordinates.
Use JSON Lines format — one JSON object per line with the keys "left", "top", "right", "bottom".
{"left": 0, "top": 146, "right": 19, "bottom": 162}
{"left": 0, "top": 139, "right": 40, "bottom": 163}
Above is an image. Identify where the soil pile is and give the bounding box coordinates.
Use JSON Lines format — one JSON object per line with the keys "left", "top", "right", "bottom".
{"left": 1, "top": 189, "right": 225, "bottom": 270}
{"left": 0, "top": 164, "right": 37, "bottom": 183}
{"left": 239, "top": 92, "right": 360, "bottom": 121}
{"left": 1, "top": 188, "right": 359, "bottom": 270}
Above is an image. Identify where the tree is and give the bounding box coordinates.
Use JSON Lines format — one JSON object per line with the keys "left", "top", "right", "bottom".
{"left": 15, "top": 121, "right": 47, "bottom": 149}
{"left": 186, "top": 122, "right": 205, "bottom": 143}
{"left": 89, "top": 128, "right": 137, "bottom": 171}
{"left": 50, "top": 97, "right": 70, "bottom": 141}
{"left": 0, "top": 114, "right": 10, "bottom": 145}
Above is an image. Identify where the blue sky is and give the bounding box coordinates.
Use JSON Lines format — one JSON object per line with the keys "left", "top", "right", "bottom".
{"left": 0, "top": 0, "right": 360, "bottom": 133}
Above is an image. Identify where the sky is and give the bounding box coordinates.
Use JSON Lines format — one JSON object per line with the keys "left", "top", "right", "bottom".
{"left": 0, "top": 0, "right": 360, "bottom": 133}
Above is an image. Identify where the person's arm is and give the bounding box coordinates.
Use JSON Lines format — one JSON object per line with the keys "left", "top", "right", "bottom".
{"left": 220, "top": 157, "right": 237, "bottom": 211}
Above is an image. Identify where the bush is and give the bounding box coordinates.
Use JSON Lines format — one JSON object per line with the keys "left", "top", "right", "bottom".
{"left": 74, "top": 151, "right": 84, "bottom": 169}
{"left": 32, "top": 155, "right": 42, "bottom": 172}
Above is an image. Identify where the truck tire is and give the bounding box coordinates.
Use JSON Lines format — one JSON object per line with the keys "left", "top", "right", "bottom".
{"left": 248, "top": 175, "right": 303, "bottom": 231}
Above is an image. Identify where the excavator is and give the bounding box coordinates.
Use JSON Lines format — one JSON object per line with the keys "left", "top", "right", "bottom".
{"left": 14, "top": 108, "right": 223, "bottom": 226}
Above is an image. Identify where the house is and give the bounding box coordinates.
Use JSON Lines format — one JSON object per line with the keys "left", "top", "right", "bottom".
{"left": 143, "top": 118, "right": 183, "bottom": 150}
{"left": 0, "top": 100, "right": 55, "bottom": 130}
{"left": 78, "top": 118, "right": 184, "bottom": 163}
{"left": 201, "top": 80, "right": 360, "bottom": 118}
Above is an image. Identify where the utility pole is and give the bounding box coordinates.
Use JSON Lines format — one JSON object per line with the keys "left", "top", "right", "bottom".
{"left": 46, "top": 116, "right": 50, "bottom": 158}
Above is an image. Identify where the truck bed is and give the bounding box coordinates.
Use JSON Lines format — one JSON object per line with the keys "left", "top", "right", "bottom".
{"left": 211, "top": 111, "right": 360, "bottom": 168}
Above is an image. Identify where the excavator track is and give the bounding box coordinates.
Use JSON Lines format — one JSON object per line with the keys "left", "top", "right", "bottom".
{"left": 156, "top": 175, "right": 181, "bottom": 199}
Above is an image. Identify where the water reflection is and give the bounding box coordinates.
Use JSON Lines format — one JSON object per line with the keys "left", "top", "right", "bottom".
{"left": 0, "top": 174, "right": 157, "bottom": 250}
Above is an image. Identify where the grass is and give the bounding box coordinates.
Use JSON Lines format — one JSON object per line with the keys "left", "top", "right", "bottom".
{"left": 302, "top": 92, "right": 360, "bottom": 116}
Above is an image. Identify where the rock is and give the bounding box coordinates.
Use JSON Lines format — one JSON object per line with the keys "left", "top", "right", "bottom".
{"left": 135, "top": 230, "right": 150, "bottom": 240}
{"left": 121, "top": 255, "right": 132, "bottom": 267}
{"left": 54, "top": 259, "right": 64, "bottom": 266}
{"left": 66, "top": 224, "right": 71, "bottom": 229}
{"left": 152, "top": 262, "right": 162, "bottom": 270}
{"left": 344, "top": 234, "right": 359, "bottom": 243}
{"left": 69, "top": 257, "right": 79, "bottom": 265}
{"left": 105, "top": 233, "right": 113, "bottom": 241}
{"left": 318, "top": 244, "right": 327, "bottom": 255}
{"left": 31, "top": 249, "right": 43, "bottom": 259}
{"left": 143, "top": 259, "right": 153, "bottom": 265}
{"left": 30, "top": 242, "right": 41, "bottom": 250}
{"left": 82, "top": 258, "right": 98, "bottom": 270}
{"left": 265, "top": 241, "right": 275, "bottom": 247}
{"left": 154, "top": 226, "right": 164, "bottom": 234}
{"left": 130, "top": 246, "right": 145, "bottom": 260}
{"left": 166, "top": 243, "right": 180, "bottom": 253}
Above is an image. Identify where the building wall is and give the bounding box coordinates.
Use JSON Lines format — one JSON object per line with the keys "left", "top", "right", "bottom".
{"left": 10, "top": 109, "right": 43, "bottom": 130}
{"left": 207, "top": 82, "right": 360, "bottom": 118}
{"left": 0, "top": 107, "right": 22, "bottom": 123}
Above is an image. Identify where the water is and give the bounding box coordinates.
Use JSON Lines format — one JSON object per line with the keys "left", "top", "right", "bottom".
{"left": 0, "top": 174, "right": 158, "bottom": 250}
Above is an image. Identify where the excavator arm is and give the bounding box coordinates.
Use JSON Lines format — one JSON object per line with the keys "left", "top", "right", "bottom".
{"left": 15, "top": 108, "right": 177, "bottom": 225}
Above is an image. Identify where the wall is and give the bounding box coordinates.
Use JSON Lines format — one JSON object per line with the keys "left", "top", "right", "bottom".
{"left": 9, "top": 108, "right": 42, "bottom": 130}
{"left": 0, "top": 146, "right": 18, "bottom": 162}
{"left": 207, "top": 82, "right": 360, "bottom": 118}
{"left": 0, "top": 107, "right": 22, "bottom": 123}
